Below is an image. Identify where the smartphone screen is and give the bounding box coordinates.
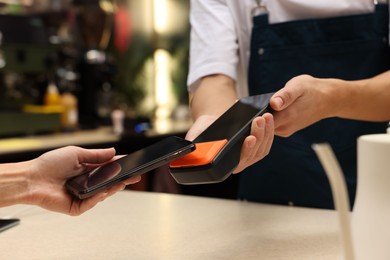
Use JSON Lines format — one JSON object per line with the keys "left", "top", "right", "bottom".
{"left": 66, "top": 136, "right": 195, "bottom": 199}
{"left": 0, "top": 218, "right": 20, "bottom": 233}
{"left": 193, "top": 92, "right": 274, "bottom": 143}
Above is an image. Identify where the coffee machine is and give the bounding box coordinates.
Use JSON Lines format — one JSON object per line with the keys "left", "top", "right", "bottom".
{"left": 73, "top": 0, "right": 117, "bottom": 129}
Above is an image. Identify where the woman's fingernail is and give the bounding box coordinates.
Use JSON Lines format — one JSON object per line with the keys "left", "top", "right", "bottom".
{"left": 256, "top": 119, "right": 265, "bottom": 128}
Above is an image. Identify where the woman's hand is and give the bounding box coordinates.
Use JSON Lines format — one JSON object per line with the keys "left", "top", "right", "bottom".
{"left": 25, "top": 146, "right": 141, "bottom": 216}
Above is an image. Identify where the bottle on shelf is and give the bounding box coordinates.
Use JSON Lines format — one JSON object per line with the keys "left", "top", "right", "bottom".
{"left": 60, "top": 91, "right": 78, "bottom": 131}
{"left": 44, "top": 81, "right": 61, "bottom": 106}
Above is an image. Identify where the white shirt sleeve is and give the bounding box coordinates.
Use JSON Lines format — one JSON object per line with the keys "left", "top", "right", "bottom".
{"left": 187, "top": 0, "right": 239, "bottom": 93}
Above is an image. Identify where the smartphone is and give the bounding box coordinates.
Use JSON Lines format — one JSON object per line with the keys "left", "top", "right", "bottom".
{"left": 66, "top": 136, "right": 195, "bottom": 199}
{"left": 0, "top": 218, "right": 20, "bottom": 233}
{"left": 191, "top": 93, "right": 274, "bottom": 144}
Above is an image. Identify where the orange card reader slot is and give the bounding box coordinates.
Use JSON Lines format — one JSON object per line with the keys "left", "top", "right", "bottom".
{"left": 169, "top": 139, "right": 228, "bottom": 168}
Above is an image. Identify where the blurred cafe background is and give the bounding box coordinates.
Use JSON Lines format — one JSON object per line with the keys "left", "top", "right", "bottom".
{"left": 0, "top": 0, "right": 238, "bottom": 199}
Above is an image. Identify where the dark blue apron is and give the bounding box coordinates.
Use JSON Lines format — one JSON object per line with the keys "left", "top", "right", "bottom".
{"left": 239, "top": 4, "right": 390, "bottom": 209}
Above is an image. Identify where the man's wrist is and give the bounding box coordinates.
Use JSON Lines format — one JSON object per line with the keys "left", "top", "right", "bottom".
{"left": 322, "top": 78, "right": 351, "bottom": 118}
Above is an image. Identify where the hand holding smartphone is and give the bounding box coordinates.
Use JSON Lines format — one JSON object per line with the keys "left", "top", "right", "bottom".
{"left": 66, "top": 136, "right": 195, "bottom": 199}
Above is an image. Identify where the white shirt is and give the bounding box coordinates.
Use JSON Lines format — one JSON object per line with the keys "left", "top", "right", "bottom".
{"left": 188, "top": 0, "right": 387, "bottom": 97}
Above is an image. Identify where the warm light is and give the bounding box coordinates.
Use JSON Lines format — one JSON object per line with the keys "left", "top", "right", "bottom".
{"left": 153, "top": 0, "right": 168, "bottom": 34}
{"left": 154, "top": 49, "right": 170, "bottom": 106}
{"left": 99, "top": 0, "right": 115, "bottom": 13}
{"left": 154, "top": 49, "right": 173, "bottom": 118}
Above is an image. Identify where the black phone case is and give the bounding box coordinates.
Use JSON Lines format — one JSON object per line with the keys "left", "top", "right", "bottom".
{"left": 169, "top": 93, "right": 274, "bottom": 184}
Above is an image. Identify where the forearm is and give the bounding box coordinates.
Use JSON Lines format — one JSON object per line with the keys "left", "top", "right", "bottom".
{"left": 331, "top": 71, "right": 390, "bottom": 121}
{"left": 190, "top": 74, "right": 238, "bottom": 120}
{"left": 0, "top": 161, "right": 31, "bottom": 207}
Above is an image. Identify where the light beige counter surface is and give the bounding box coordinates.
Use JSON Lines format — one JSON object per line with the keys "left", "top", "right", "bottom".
{"left": 0, "top": 191, "right": 341, "bottom": 259}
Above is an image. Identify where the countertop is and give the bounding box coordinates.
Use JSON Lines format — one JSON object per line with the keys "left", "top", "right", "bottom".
{"left": 0, "top": 118, "right": 192, "bottom": 163}
{"left": 0, "top": 190, "right": 341, "bottom": 259}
